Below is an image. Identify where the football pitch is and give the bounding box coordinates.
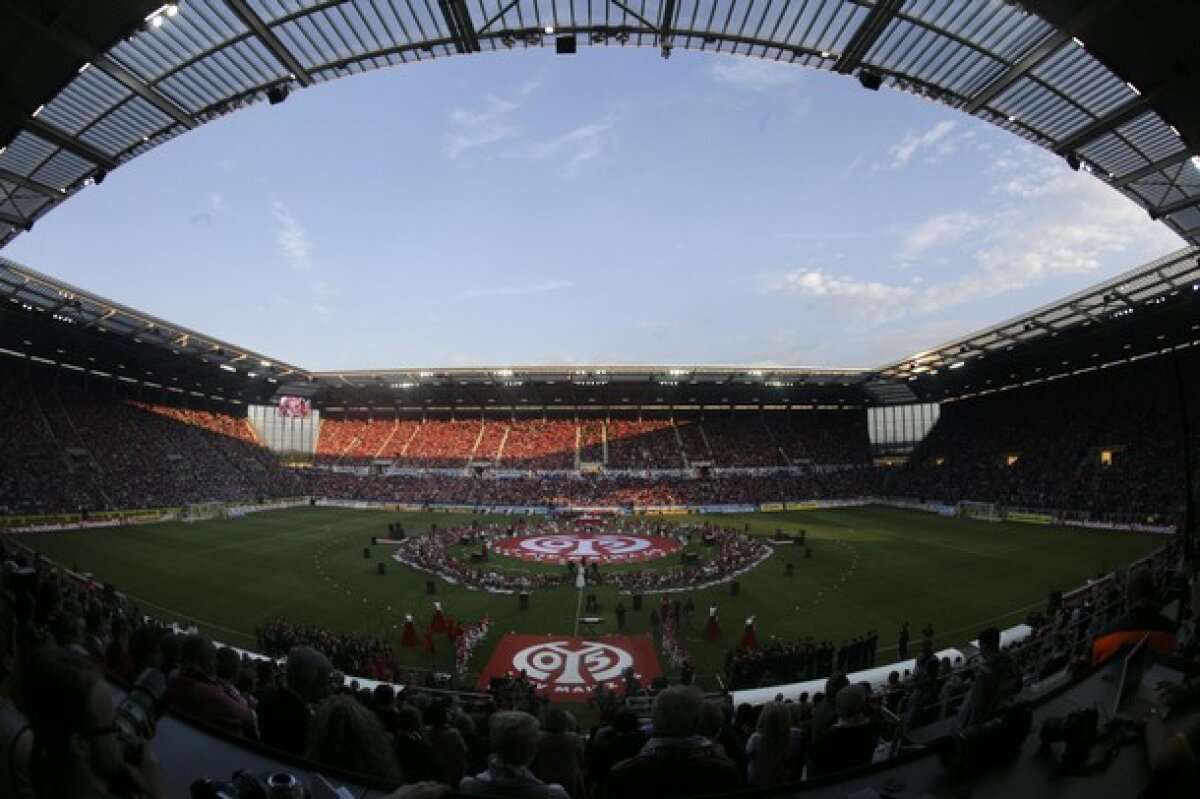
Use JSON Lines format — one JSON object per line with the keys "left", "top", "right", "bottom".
{"left": 19, "top": 506, "right": 1164, "bottom": 689}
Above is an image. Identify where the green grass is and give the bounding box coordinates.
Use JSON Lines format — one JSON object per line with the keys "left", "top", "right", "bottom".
{"left": 19, "top": 506, "right": 1164, "bottom": 690}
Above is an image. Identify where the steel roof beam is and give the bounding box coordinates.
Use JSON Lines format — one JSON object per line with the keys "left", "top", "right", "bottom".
{"left": 223, "top": 0, "right": 314, "bottom": 87}
{"left": 0, "top": 166, "right": 61, "bottom": 199}
{"left": 0, "top": 107, "right": 117, "bottom": 171}
{"left": 1114, "top": 150, "right": 1194, "bottom": 188}
{"left": 438, "top": 0, "right": 481, "bottom": 54}
{"left": 963, "top": 0, "right": 1122, "bottom": 115}
{"left": 833, "top": 0, "right": 904, "bottom": 75}
{"left": 1150, "top": 195, "right": 1200, "bottom": 221}
{"left": 659, "top": 0, "right": 678, "bottom": 56}
{"left": 1054, "top": 95, "right": 1152, "bottom": 157}
{"left": 0, "top": 211, "right": 27, "bottom": 228}
{"left": 0, "top": 2, "right": 197, "bottom": 131}
{"left": 964, "top": 32, "right": 1066, "bottom": 114}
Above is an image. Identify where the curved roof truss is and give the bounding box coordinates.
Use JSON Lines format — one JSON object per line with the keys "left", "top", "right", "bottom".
{"left": 0, "top": 0, "right": 1198, "bottom": 249}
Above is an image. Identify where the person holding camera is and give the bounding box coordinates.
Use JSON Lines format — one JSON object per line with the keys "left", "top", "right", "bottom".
{"left": 1143, "top": 645, "right": 1200, "bottom": 799}
{"left": 23, "top": 648, "right": 167, "bottom": 799}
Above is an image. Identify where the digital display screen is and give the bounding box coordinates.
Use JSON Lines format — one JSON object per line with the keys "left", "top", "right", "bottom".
{"left": 277, "top": 396, "right": 311, "bottom": 418}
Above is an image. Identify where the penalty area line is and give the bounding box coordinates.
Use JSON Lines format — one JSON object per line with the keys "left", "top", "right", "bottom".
{"left": 121, "top": 592, "right": 256, "bottom": 643}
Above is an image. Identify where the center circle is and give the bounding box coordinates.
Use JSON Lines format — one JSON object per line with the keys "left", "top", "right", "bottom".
{"left": 492, "top": 533, "right": 682, "bottom": 564}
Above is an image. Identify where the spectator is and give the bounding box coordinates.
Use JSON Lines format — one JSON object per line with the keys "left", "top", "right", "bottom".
{"left": 257, "top": 645, "right": 330, "bottom": 756}
{"left": 167, "top": 635, "right": 257, "bottom": 739}
{"left": 394, "top": 705, "right": 440, "bottom": 783}
{"left": 459, "top": 710, "right": 569, "bottom": 799}
{"left": 810, "top": 673, "right": 849, "bottom": 747}
{"left": 746, "top": 701, "right": 804, "bottom": 786}
{"left": 306, "top": 694, "right": 402, "bottom": 783}
{"left": 959, "top": 627, "right": 1020, "bottom": 728}
{"left": 807, "top": 684, "right": 880, "bottom": 779}
{"left": 0, "top": 594, "right": 32, "bottom": 799}
{"left": 606, "top": 686, "right": 741, "bottom": 799}
{"left": 426, "top": 703, "right": 469, "bottom": 788}
{"left": 1143, "top": 671, "right": 1200, "bottom": 797}
{"left": 532, "top": 707, "right": 586, "bottom": 799}
{"left": 586, "top": 707, "right": 645, "bottom": 797}
{"left": 904, "top": 639, "right": 939, "bottom": 729}
{"left": 1092, "top": 567, "right": 1177, "bottom": 665}
{"left": 22, "top": 648, "right": 167, "bottom": 799}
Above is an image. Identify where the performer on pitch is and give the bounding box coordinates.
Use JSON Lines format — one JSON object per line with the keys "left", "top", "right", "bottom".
{"left": 704, "top": 604, "right": 723, "bottom": 641}
{"left": 431, "top": 600, "right": 448, "bottom": 633}
{"left": 400, "top": 613, "right": 420, "bottom": 647}
{"left": 739, "top": 615, "right": 758, "bottom": 650}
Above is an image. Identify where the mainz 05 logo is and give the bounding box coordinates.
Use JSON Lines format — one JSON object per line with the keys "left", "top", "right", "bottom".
{"left": 519, "top": 534, "right": 650, "bottom": 558}
{"left": 492, "top": 533, "right": 680, "bottom": 564}
{"left": 511, "top": 640, "right": 633, "bottom": 686}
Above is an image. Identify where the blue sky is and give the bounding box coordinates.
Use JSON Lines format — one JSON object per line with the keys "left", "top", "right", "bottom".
{"left": 6, "top": 48, "right": 1183, "bottom": 371}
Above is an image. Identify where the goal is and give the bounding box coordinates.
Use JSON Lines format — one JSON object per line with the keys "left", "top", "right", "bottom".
{"left": 956, "top": 500, "right": 1002, "bottom": 523}
{"left": 182, "top": 502, "right": 226, "bottom": 522}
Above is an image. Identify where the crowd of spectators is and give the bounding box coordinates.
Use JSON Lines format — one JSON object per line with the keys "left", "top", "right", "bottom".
{"left": 404, "top": 421, "right": 487, "bottom": 469}
{"left": 315, "top": 418, "right": 413, "bottom": 466}
{"left": 297, "top": 468, "right": 882, "bottom": 509}
{"left": 8, "top": 349, "right": 1197, "bottom": 525}
{"left": 605, "top": 419, "right": 682, "bottom": 469}
{"left": 312, "top": 412, "right": 874, "bottom": 472}
{"left": 884, "top": 354, "right": 1200, "bottom": 522}
{"left": 0, "top": 371, "right": 302, "bottom": 516}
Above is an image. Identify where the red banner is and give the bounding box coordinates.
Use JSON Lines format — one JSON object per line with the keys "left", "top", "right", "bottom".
{"left": 477, "top": 634, "right": 662, "bottom": 700}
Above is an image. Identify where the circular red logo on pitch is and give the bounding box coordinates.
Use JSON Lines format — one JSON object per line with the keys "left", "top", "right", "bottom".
{"left": 491, "top": 533, "right": 681, "bottom": 564}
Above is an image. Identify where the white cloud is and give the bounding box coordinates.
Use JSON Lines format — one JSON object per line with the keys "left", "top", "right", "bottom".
{"left": 443, "top": 84, "right": 542, "bottom": 161}
{"left": 268, "top": 202, "right": 338, "bottom": 322}
{"left": 883, "top": 120, "right": 958, "bottom": 169}
{"left": 270, "top": 202, "right": 311, "bottom": 273}
{"left": 711, "top": 57, "right": 802, "bottom": 92}
{"left": 506, "top": 118, "right": 617, "bottom": 177}
{"left": 763, "top": 146, "right": 1180, "bottom": 323}
{"left": 458, "top": 279, "right": 573, "bottom": 300}
{"left": 900, "top": 210, "right": 983, "bottom": 261}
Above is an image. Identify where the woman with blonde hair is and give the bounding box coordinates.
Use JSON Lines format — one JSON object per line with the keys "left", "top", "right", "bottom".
{"left": 745, "top": 701, "right": 804, "bottom": 786}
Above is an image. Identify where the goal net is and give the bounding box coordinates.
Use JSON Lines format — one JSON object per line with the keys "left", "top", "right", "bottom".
{"left": 182, "top": 502, "right": 226, "bottom": 522}
{"left": 957, "top": 500, "right": 1002, "bottom": 523}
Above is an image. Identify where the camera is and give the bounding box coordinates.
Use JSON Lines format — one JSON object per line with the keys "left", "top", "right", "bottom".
{"left": 1039, "top": 707, "right": 1098, "bottom": 767}
{"left": 939, "top": 703, "right": 1032, "bottom": 773}
{"left": 114, "top": 668, "right": 168, "bottom": 761}
{"left": 191, "top": 770, "right": 309, "bottom": 799}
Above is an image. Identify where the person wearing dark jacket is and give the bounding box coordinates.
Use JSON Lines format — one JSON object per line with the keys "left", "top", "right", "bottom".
{"left": 605, "top": 686, "right": 740, "bottom": 799}
{"left": 959, "top": 627, "right": 1021, "bottom": 729}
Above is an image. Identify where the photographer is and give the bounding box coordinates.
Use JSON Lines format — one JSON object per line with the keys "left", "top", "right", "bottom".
{"left": 23, "top": 648, "right": 167, "bottom": 799}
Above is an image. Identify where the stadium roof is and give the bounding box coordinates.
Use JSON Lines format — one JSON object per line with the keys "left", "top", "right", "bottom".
{"left": 0, "top": 256, "right": 303, "bottom": 405}
{"left": 1, "top": 0, "right": 1198, "bottom": 251}
{"left": 5, "top": 243, "right": 1199, "bottom": 410}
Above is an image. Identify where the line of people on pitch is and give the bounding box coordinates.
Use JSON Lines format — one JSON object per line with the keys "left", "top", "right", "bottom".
{"left": 724, "top": 630, "right": 880, "bottom": 690}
